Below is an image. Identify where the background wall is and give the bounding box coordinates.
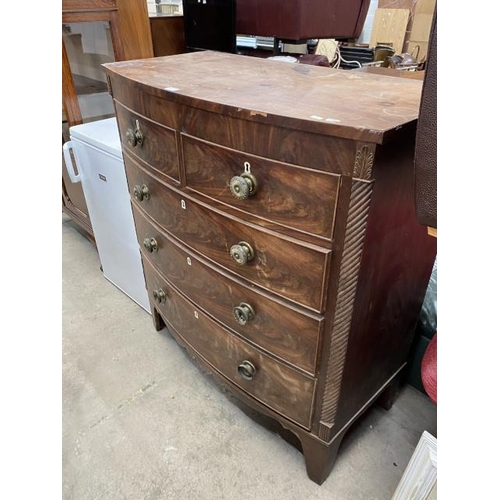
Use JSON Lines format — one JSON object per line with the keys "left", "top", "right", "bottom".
{"left": 147, "top": 0, "right": 183, "bottom": 15}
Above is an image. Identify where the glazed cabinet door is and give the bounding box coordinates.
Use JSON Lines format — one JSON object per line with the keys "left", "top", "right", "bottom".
{"left": 62, "top": 18, "right": 117, "bottom": 235}
{"left": 61, "top": 1, "right": 154, "bottom": 236}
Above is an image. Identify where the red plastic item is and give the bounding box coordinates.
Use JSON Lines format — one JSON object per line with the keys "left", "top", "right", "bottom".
{"left": 421, "top": 333, "right": 437, "bottom": 404}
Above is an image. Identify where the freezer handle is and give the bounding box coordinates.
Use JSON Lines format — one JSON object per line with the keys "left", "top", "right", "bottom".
{"left": 62, "top": 141, "right": 81, "bottom": 184}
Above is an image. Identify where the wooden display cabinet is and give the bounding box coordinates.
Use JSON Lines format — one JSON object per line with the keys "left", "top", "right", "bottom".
{"left": 62, "top": 0, "right": 154, "bottom": 237}
{"left": 149, "top": 13, "right": 186, "bottom": 57}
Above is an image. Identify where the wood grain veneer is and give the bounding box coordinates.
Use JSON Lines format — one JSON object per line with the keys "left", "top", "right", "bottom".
{"left": 104, "top": 52, "right": 436, "bottom": 485}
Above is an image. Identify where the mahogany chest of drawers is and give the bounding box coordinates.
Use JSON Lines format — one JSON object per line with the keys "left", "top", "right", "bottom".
{"left": 104, "top": 52, "right": 436, "bottom": 484}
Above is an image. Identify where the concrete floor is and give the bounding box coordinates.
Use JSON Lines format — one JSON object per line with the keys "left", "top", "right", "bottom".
{"left": 62, "top": 213, "right": 437, "bottom": 500}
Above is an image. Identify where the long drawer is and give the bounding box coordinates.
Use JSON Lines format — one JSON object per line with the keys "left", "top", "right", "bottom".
{"left": 126, "top": 156, "right": 331, "bottom": 313}
{"left": 135, "top": 206, "right": 323, "bottom": 374}
{"left": 115, "top": 101, "right": 180, "bottom": 184}
{"left": 142, "top": 257, "right": 316, "bottom": 429}
{"left": 182, "top": 134, "right": 340, "bottom": 240}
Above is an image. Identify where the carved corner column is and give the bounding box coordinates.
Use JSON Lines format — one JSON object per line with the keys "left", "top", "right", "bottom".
{"left": 318, "top": 142, "right": 376, "bottom": 442}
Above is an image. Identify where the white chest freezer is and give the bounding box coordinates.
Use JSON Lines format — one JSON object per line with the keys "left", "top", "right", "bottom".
{"left": 63, "top": 118, "right": 151, "bottom": 314}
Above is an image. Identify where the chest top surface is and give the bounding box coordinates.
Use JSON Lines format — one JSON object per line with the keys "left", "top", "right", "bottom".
{"left": 104, "top": 51, "right": 423, "bottom": 144}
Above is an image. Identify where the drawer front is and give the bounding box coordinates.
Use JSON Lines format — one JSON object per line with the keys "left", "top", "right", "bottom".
{"left": 135, "top": 208, "right": 322, "bottom": 373}
{"left": 126, "top": 158, "right": 331, "bottom": 313}
{"left": 115, "top": 102, "right": 180, "bottom": 184}
{"left": 143, "top": 258, "right": 316, "bottom": 429}
{"left": 183, "top": 134, "right": 340, "bottom": 240}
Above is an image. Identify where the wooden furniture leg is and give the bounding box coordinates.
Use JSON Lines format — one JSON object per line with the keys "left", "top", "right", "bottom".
{"left": 151, "top": 305, "right": 165, "bottom": 331}
{"left": 377, "top": 373, "right": 402, "bottom": 411}
{"left": 299, "top": 432, "right": 345, "bottom": 485}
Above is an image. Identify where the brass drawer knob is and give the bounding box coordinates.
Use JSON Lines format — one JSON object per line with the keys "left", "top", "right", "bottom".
{"left": 133, "top": 183, "right": 150, "bottom": 202}
{"left": 153, "top": 288, "right": 166, "bottom": 304}
{"left": 230, "top": 241, "right": 254, "bottom": 265}
{"left": 126, "top": 123, "right": 144, "bottom": 148}
{"left": 229, "top": 172, "right": 258, "bottom": 200}
{"left": 237, "top": 360, "right": 256, "bottom": 380}
{"left": 143, "top": 237, "right": 158, "bottom": 253}
{"left": 233, "top": 303, "right": 255, "bottom": 325}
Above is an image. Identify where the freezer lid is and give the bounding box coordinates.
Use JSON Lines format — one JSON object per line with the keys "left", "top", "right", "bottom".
{"left": 69, "top": 117, "right": 122, "bottom": 158}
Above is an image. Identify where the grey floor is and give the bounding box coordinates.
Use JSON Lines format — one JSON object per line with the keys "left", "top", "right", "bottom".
{"left": 62, "top": 213, "right": 437, "bottom": 500}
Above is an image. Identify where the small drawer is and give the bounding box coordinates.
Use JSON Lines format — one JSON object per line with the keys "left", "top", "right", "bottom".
{"left": 126, "top": 158, "right": 331, "bottom": 313}
{"left": 182, "top": 134, "right": 341, "bottom": 240}
{"left": 135, "top": 208, "right": 322, "bottom": 374}
{"left": 143, "top": 258, "right": 316, "bottom": 429}
{"left": 115, "top": 102, "right": 180, "bottom": 184}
